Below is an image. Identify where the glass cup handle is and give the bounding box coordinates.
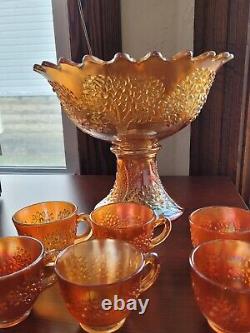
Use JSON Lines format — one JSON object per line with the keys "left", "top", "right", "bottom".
{"left": 150, "top": 216, "right": 172, "bottom": 249}
{"left": 44, "top": 249, "right": 59, "bottom": 266}
{"left": 140, "top": 252, "right": 160, "bottom": 293}
{"left": 75, "top": 213, "right": 93, "bottom": 242}
{"left": 41, "top": 251, "right": 58, "bottom": 289}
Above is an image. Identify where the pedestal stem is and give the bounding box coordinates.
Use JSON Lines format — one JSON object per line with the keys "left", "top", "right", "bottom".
{"left": 95, "top": 138, "right": 183, "bottom": 220}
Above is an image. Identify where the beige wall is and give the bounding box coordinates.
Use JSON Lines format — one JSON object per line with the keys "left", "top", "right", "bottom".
{"left": 121, "top": 0, "right": 194, "bottom": 175}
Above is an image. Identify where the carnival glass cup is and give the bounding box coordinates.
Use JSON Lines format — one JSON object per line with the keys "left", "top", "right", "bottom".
{"left": 0, "top": 236, "right": 54, "bottom": 328}
{"left": 190, "top": 239, "right": 250, "bottom": 333}
{"left": 82, "top": 202, "right": 171, "bottom": 252}
{"left": 55, "top": 239, "right": 160, "bottom": 333}
{"left": 189, "top": 206, "right": 250, "bottom": 247}
{"left": 12, "top": 201, "right": 92, "bottom": 261}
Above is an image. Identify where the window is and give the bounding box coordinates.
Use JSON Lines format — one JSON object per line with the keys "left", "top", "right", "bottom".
{"left": 0, "top": 0, "right": 66, "bottom": 169}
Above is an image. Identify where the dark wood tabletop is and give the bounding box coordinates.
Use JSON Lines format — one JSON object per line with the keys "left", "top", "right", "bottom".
{"left": 0, "top": 175, "right": 247, "bottom": 333}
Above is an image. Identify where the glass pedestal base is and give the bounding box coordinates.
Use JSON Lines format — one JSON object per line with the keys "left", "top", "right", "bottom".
{"left": 96, "top": 139, "right": 183, "bottom": 221}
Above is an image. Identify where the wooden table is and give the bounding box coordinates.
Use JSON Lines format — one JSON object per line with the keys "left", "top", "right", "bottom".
{"left": 0, "top": 175, "right": 247, "bottom": 333}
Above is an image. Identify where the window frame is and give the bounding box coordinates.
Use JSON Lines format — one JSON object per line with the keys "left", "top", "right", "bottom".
{"left": 0, "top": 0, "right": 80, "bottom": 174}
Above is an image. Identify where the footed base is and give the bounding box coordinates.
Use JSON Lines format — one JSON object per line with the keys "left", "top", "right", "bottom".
{"left": 0, "top": 309, "right": 31, "bottom": 328}
{"left": 96, "top": 187, "right": 183, "bottom": 220}
{"left": 95, "top": 139, "right": 183, "bottom": 221}
{"left": 80, "top": 318, "right": 126, "bottom": 333}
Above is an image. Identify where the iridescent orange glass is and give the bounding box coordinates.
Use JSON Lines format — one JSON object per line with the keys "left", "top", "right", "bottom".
{"left": 34, "top": 51, "right": 233, "bottom": 220}
{"left": 190, "top": 239, "right": 250, "bottom": 333}
{"left": 189, "top": 206, "right": 250, "bottom": 247}
{"left": 55, "top": 239, "right": 160, "bottom": 333}
{"left": 12, "top": 201, "right": 92, "bottom": 257}
{"left": 83, "top": 202, "right": 171, "bottom": 252}
{"left": 0, "top": 236, "right": 53, "bottom": 328}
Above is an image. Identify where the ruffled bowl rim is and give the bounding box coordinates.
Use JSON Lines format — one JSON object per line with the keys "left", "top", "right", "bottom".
{"left": 34, "top": 50, "right": 234, "bottom": 73}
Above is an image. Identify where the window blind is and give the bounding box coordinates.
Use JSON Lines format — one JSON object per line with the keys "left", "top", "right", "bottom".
{"left": 0, "top": 0, "right": 57, "bottom": 96}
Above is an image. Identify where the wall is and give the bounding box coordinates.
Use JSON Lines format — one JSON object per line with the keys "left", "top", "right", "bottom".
{"left": 121, "top": 0, "right": 194, "bottom": 175}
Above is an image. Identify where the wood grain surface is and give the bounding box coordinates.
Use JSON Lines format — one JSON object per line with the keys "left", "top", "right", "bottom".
{"left": 0, "top": 175, "right": 247, "bottom": 333}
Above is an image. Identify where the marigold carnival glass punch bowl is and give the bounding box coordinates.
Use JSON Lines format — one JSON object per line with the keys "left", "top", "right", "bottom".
{"left": 34, "top": 50, "right": 233, "bottom": 220}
